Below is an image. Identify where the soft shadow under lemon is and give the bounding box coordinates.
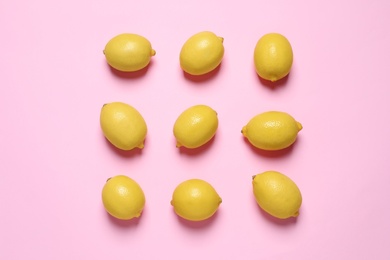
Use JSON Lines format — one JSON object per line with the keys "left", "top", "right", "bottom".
{"left": 256, "top": 70, "right": 290, "bottom": 89}
{"left": 103, "top": 137, "right": 144, "bottom": 158}
{"left": 105, "top": 210, "right": 144, "bottom": 228}
{"left": 182, "top": 63, "right": 222, "bottom": 83}
{"left": 242, "top": 136, "right": 298, "bottom": 158}
{"left": 253, "top": 200, "right": 298, "bottom": 226}
{"left": 176, "top": 135, "right": 217, "bottom": 156}
{"left": 174, "top": 209, "right": 220, "bottom": 229}
{"left": 107, "top": 60, "right": 154, "bottom": 79}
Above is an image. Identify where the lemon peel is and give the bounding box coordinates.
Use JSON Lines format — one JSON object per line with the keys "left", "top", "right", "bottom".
{"left": 242, "top": 111, "right": 302, "bottom": 151}
{"left": 173, "top": 105, "right": 218, "bottom": 149}
{"left": 171, "top": 179, "right": 222, "bottom": 221}
{"left": 100, "top": 102, "right": 147, "bottom": 151}
{"left": 104, "top": 33, "right": 155, "bottom": 72}
{"left": 102, "top": 175, "right": 146, "bottom": 220}
{"left": 254, "top": 33, "right": 293, "bottom": 82}
{"left": 252, "top": 171, "right": 302, "bottom": 219}
{"left": 180, "top": 31, "right": 224, "bottom": 75}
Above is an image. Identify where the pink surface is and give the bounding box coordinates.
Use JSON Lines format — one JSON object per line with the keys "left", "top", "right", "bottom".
{"left": 1, "top": 0, "right": 390, "bottom": 259}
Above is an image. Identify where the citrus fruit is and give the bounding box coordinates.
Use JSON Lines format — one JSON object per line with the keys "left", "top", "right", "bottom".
{"left": 252, "top": 171, "right": 302, "bottom": 219}
{"left": 171, "top": 179, "right": 222, "bottom": 221}
{"left": 100, "top": 102, "right": 147, "bottom": 150}
{"left": 173, "top": 105, "right": 218, "bottom": 149}
{"left": 180, "top": 31, "right": 224, "bottom": 75}
{"left": 102, "top": 175, "right": 146, "bottom": 220}
{"left": 254, "top": 33, "right": 293, "bottom": 82}
{"left": 103, "top": 33, "right": 156, "bottom": 72}
{"left": 242, "top": 111, "right": 302, "bottom": 151}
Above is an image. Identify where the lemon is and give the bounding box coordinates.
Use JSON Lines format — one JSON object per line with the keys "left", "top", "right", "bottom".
{"left": 100, "top": 102, "right": 147, "bottom": 151}
{"left": 252, "top": 171, "right": 302, "bottom": 219}
{"left": 180, "top": 31, "right": 224, "bottom": 75}
{"left": 242, "top": 111, "right": 302, "bottom": 151}
{"left": 103, "top": 33, "right": 156, "bottom": 72}
{"left": 173, "top": 105, "right": 218, "bottom": 149}
{"left": 254, "top": 33, "right": 293, "bottom": 82}
{"left": 102, "top": 175, "right": 146, "bottom": 220}
{"left": 171, "top": 179, "right": 222, "bottom": 221}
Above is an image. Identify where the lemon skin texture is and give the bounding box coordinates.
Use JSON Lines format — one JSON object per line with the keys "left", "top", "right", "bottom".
{"left": 254, "top": 33, "right": 293, "bottom": 82}
{"left": 180, "top": 31, "right": 224, "bottom": 75}
{"left": 171, "top": 179, "right": 222, "bottom": 221}
{"left": 100, "top": 102, "right": 147, "bottom": 151}
{"left": 102, "top": 175, "right": 146, "bottom": 220}
{"left": 104, "top": 33, "right": 156, "bottom": 72}
{"left": 173, "top": 105, "right": 218, "bottom": 149}
{"left": 242, "top": 111, "right": 302, "bottom": 151}
{"left": 252, "top": 171, "right": 302, "bottom": 219}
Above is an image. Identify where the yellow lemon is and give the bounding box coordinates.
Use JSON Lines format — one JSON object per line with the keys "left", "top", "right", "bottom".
{"left": 173, "top": 105, "right": 218, "bottom": 149}
{"left": 254, "top": 33, "right": 293, "bottom": 82}
{"left": 242, "top": 111, "right": 302, "bottom": 151}
{"left": 252, "top": 171, "right": 302, "bottom": 219}
{"left": 171, "top": 179, "right": 222, "bottom": 221}
{"left": 100, "top": 102, "right": 147, "bottom": 151}
{"left": 103, "top": 33, "right": 156, "bottom": 72}
{"left": 180, "top": 31, "right": 224, "bottom": 75}
{"left": 102, "top": 175, "right": 146, "bottom": 220}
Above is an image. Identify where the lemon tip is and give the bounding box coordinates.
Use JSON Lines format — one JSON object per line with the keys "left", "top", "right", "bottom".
{"left": 241, "top": 126, "right": 247, "bottom": 136}
{"left": 296, "top": 121, "right": 303, "bottom": 131}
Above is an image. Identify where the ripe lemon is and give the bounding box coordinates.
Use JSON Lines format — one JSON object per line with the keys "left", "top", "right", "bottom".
{"left": 252, "top": 171, "right": 302, "bottom": 219}
{"left": 103, "top": 33, "right": 156, "bottom": 72}
{"left": 254, "top": 33, "right": 293, "bottom": 82}
{"left": 100, "top": 102, "right": 147, "bottom": 151}
{"left": 173, "top": 105, "right": 218, "bottom": 149}
{"left": 242, "top": 111, "right": 302, "bottom": 151}
{"left": 171, "top": 179, "right": 222, "bottom": 221}
{"left": 180, "top": 31, "right": 224, "bottom": 75}
{"left": 102, "top": 175, "right": 146, "bottom": 220}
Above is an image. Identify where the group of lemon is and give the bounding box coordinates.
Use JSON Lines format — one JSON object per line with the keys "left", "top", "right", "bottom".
{"left": 100, "top": 31, "right": 303, "bottom": 222}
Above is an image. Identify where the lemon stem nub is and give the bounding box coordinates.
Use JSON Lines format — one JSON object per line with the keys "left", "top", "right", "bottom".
{"left": 296, "top": 122, "right": 303, "bottom": 131}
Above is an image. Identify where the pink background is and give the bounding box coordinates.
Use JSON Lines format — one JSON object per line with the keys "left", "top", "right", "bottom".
{"left": 1, "top": 0, "right": 390, "bottom": 259}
